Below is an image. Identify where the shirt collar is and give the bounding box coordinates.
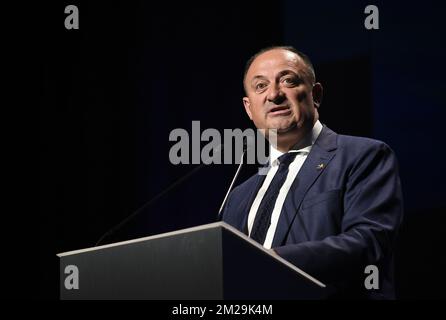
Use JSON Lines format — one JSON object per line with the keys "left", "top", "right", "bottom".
{"left": 269, "top": 120, "right": 323, "bottom": 166}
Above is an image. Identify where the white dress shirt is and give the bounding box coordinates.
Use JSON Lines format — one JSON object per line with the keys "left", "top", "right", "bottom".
{"left": 247, "top": 120, "right": 323, "bottom": 249}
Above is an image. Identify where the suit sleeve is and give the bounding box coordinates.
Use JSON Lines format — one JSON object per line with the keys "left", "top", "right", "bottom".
{"left": 274, "top": 142, "right": 404, "bottom": 290}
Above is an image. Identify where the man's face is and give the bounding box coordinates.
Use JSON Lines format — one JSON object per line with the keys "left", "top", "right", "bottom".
{"left": 243, "top": 49, "right": 322, "bottom": 144}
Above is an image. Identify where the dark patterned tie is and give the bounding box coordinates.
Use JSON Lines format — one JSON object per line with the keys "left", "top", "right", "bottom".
{"left": 250, "top": 152, "right": 299, "bottom": 244}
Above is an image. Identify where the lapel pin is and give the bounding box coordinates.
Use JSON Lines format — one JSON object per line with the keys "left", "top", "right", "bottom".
{"left": 317, "top": 163, "right": 325, "bottom": 170}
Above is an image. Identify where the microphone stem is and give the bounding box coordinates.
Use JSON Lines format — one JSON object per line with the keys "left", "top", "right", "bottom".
{"left": 217, "top": 149, "right": 246, "bottom": 219}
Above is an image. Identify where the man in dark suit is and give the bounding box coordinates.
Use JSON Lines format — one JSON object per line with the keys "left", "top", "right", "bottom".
{"left": 221, "top": 46, "right": 403, "bottom": 299}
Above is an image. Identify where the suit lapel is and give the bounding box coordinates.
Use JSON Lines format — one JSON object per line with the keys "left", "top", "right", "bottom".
{"left": 272, "top": 126, "right": 338, "bottom": 247}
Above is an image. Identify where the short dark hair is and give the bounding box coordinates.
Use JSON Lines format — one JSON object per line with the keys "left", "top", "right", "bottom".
{"left": 243, "top": 46, "right": 316, "bottom": 92}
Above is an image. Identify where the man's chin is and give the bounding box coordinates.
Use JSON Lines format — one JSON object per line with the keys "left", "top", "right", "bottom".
{"left": 261, "top": 122, "right": 297, "bottom": 139}
{"left": 276, "top": 122, "right": 298, "bottom": 134}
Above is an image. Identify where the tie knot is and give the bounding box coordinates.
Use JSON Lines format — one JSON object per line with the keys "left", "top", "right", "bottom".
{"left": 278, "top": 152, "right": 298, "bottom": 167}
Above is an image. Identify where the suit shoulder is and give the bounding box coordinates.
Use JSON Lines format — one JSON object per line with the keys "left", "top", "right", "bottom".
{"left": 334, "top": 134, "right": 400, "bottom": 171}
{"left": 337, "top": 134, "right": 393, "bottom": 153}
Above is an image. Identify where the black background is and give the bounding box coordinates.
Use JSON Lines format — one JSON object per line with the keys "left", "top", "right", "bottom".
{"left": 39, "top": 1, "right": 446, "bottom": 299}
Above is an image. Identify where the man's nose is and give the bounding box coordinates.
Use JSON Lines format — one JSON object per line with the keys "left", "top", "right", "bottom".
{"left": 267, "top": 83, "right": 285, "bottom": 104}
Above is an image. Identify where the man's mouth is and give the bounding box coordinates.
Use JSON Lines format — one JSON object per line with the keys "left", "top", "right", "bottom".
{"left": 268, "top": 105, "right": 292, "bottom": 116}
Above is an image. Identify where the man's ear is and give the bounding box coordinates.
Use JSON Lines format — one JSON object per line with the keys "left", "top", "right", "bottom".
{"left": 243, "top": 97, "right": 253, "bottom": 120}
{"left": 312, "top": 82, "right": 323, "bottom": 108}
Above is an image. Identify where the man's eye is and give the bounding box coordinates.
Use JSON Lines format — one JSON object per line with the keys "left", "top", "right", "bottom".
{"left": 282, "top": 77, "right": 297, "bottom": 85}
{"left": 255, "top": 83, "right": 267, "bottom": 90}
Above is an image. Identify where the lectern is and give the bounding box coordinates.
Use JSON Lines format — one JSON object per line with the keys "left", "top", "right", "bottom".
{"left": 58, "top": 222, "right": 326, "bottom": 299}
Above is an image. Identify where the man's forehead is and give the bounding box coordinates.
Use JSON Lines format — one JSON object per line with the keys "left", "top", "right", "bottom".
{"left": 247, "top": 49, "right": 305, "bottom": 78}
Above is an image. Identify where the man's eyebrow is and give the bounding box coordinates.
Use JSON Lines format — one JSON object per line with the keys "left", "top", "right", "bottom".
{"left": 250, "top": 75, "right": 268, "bottom": 83}
{"left": 277, "top": 70, "right": 299, "bottom": 78}
{"left": 249, "top": 70, "right": 302, "bottom": 86}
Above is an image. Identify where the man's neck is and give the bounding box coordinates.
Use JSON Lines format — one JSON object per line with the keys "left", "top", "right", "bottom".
{"left": 274, "top": 121, "right": 317, "bottom": 152}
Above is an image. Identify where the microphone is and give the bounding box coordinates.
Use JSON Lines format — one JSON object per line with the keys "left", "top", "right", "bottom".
{"left": 217, "top": 136, "right": 252, "bottom": 221}
{"left": 95, "top": 143, "right": 226, "bottom": 246}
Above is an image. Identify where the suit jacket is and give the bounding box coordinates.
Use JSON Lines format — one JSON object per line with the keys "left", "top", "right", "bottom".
{"left": 221, "top": 125, "right": 403, "bottom": 299}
